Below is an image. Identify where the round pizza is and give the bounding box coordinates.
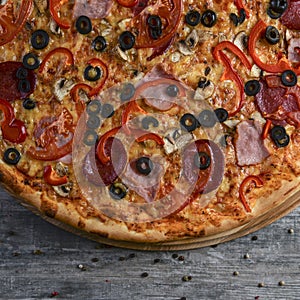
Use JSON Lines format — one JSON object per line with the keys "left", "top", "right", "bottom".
{"left": 1, "top": 0, "right": 300, "bottom": 248}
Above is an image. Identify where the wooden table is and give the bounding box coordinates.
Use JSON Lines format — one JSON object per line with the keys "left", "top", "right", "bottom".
{"left": 1, "top": 188, "right": 300, "bottom": 300}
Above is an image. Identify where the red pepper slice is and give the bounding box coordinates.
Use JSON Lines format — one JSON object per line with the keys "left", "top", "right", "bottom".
{"left": 86, "top": 58, "right": 109, "bottom": 97}
{"left": 213, "top": 41, "right": 252, "bottom": 71}
{"left": 234, "top": 0, "right": 250, "bottom": 18}
{"left": 0, "top": 98, "right": 27, "bottom": 143}
{"left": 262, "top": 119, "right": 272, "bottom": 139}
{"left": 249, "top": 20, "right": 300, "bottom": 75}
{"left": 213, "top": 50, "right": 245, "bottom": 117}
{"left": 0, "top": 0, "right": 33, "bottom": 46}
{"left": 116, "top": 0, "right": 138, "bottom": 7}
{"left": 49, "top": 0, "right": 70, "bottom": 29}
{"left": 96, "top": 126, "right": 122, "bottom": 164}
{"left": 122, "top": 101, "right": 147, "bottom": 131}
{"left": 239, "top": 175, "right": 263, "bottom": 213}
{"left": 43, "top": 165, "right": 68, "bottom": 186}
{"left": 39, "top": 47, "right": 74, "bottom": 73}
{"left": 70, "top": 83, "right": 93, "bottom": 117}
{"left": 135, "top": 132, "right": 164, "bottom": 145}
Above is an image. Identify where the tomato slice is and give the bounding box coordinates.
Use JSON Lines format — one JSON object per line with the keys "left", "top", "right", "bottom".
{"left": 132, "top": 0, "right": 183, "bottom": 49}
{"left": 0, "top": 0, "right": 33, "bottom": 46}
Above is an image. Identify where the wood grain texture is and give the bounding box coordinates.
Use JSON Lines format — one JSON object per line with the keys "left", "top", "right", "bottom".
{"left": 1, "top": 188, "right": 300, "bottom": 300}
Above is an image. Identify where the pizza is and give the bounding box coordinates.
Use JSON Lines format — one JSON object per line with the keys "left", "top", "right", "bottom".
{"left": 1, "top": 0, "right": 300, "bottom": 247}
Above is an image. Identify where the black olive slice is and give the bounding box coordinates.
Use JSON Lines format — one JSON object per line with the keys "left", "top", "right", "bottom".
{"left": 273, "top": 134, "right": 290, "bottom": 148}
{"left": 194, "top": 151, "right": 211, "bottom": 170}
{"left": 22, "top": 53, "right": 40, "bottom": 70}
{"left": 3, "top": 148, "right": 21, "bottom": 165}
{"left": 92, "top": 36, "right": 107, "bottom": 52}
{"left": 141, "top": 116, "right": 159, "bottom": 130}
{"left": 16, "top": 67, "right": 28, "bottom": 79}
{"left": 86, "top": 115, "right": 101, "bottom": 129}
{"left": 147, "top": 15, "right": 162, "bottom": 29}
{"left": 87, "top": 100, "right": 101, "bottom": 115}
{"left": 120, "top": 83, "right": 135, "bottom": 102}
{"left": 83, "top": 130, "right": 98, "bottom": 146}
{"left": 136, "top": 157, "right": 153, "bottom": 175}
{"left": 269, "top": 0, "right": 288, "bottom": 13}
{"left": 76, "top": 16, "right": 92, "bottom": 34}
{"left": 23, "top": 98, "right": 36, "bottom": 110}
{"left": 101, "top": 103, "right": 114, "bottom": 118}
{"left": 267, "top": 7, "right": 282, "bottom": 19}
{"left": 201, "top": 10, "right": 217, "bottom": 27}
{"left": 270, "top": 125, "right": 286, "bottom": 140}
{"left": 166, "top": 84, "right": 179, "bottom": 97}
{"left": 265, "top": 26, "right": 280, "bottom": 45}
{"left": 198, "top": 110, "right": 217, "bottom": 128}
{"left": 149, "top": 27, "right": 162, "bottom": 40}
{"left": 109, "top": 182, "right": 128, "bottom": 200}
{"left": 238, "top": 9, "right": 246, "bottom": 24}
{"left": 244, "top": 80, "right": 261, "bottom": 96}
{"left": 230, "top": 13, "right": 239, "bottom": 26}
{"left": 119, "top": 31, "right": 135, "bottom": 51}
{"left": 31, "top": 30, "right": 49, "bottom": 50}
{"left": 185, "top": 10, "right": 201, "bottom": 26}
{"left": 214, "top": 108, "right": 228, "bottom": 123}
{"left": 281, "top": 70, "right": 297, "bottom": 87}
{"left": 18, "top": 79, "right": 31, "bottom": 93}
{"left": 180, "top": 113, "right": 199, "bottom": 132}
{"left": 84, "top": 65, "right": 101, "bottom": 82}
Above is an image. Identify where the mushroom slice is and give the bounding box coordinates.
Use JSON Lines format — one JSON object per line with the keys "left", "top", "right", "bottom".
{"left": 53, "top": 183, "right": 73, "bottom": 197}
{"left": 163, "top": 128, "right": 194, "bottom": 154}
{"left": 194, "top": 81, "right": 215, "bottom": 100}
{"left": 53, "top": 79, "right": 75, "bottom": 102}
{"left": 234, "top": 31, "right": 248, "bottom": 52}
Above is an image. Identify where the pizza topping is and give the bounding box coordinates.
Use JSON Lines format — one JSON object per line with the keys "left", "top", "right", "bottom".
{"left": 43, "top": 165, "right": 68, "bottom": 186}
{"left": 135, "top": 156, "right": 153, "bottom": 175}
{"left": 234, "top": 0, "right": 250, "bottom": 18}
{"left": 287, "top": 38, "right": 300, "bottom": 63}
{"left": 75, "top": 16, "right": 92, "bottom": 35}
{"left": 18, "top": 79, "right": 31, "bottom": 94}
{"left": 109, "top": 182, "right": 128, "bottom": 200}
{"left": 261, "top": 119, "right": 272, "bottom": 139}
{"left": 0, "top": 98, "right": 27, "bottom": 143}
{"left": 22, "top": 53, "right": 40, "bottom": 70}
{"left": 141, "top": 116, "right": 159, "bottom": 130}
{"left": 54, "top": 79, "right": 75, "bottom": 103}
{"left": 214, "top": 108, "right": 228, "bottom": 123}
{"left": 183, "top": 139, "right": 224, "bottom": 194}
{"left": 281, "top": 70, "right": 297, "bottom": 87}
{"left": 117, "top": 0, "right": 138, "bottom": 8}
{"left": 49, "top": 0, "right": 70, "bottom": 29}
{"left": 244, "top": 80, "right": 261, "bottom": 96}
{"left": 198, "top": 110, "right": 218, "bottom": 128}
{"left": 83, "top": 130, "right": 98, "bottom": 146}
{"left": 84, "top": 65, "right": 101, "bottom": 82}
{"left": 73, "top": 0, "right": 113, "bottom": 19}
{"left": 31, "top": 30, "right": 50, "bottom": 50}
{"left": 201, "top": 10, "right": 217, "bottom": 28}
{"left": 180, "top": 114, "right": 199, "bottom": 132}
{"left": 185, "top": 10, "right": 201, "bottom": 27}
{"left": 235, "top": 120, "right": 269, "bottom": 166}
{"left": 0, "top": 0, "right": 33, "bottom": 46}
{"left": 281, "top": 0, "right": 300, "bottom": 30}
{"left": 53, "top": 182, "right": 73, "bottom": 197}
{"left": 84, "top": 137, "right": 127, "bottom": 186}
{"left": 120, "top": 83, "right": 136, "bottom": 102}
{"left": 119, "top": 31, "right": 136, "bottom": 51}
{"left": 92, "top": 36, "right": 107, "bottom": 52}
{"left": 86, "top": 115, "right": 101, "bottom": 130}
{"left": 270, "top": 125, "right": 290, "bottom": 147}
{"left": 22, "top": 98, "right": 36, "bottom": 110}
{"left": 16, "top": 67, "right": 28, "bottom": 80}
{"left": 3, "top": 148, "right": 21, "bottom": 165}
{"left": 239, "top": 175, "right": 263, "bottom": 213}
{"left": 265, "top": 26, "right": 280, "bottom": 45}
{"left": 101, "top": 103, "right": 115, "bottom": 118}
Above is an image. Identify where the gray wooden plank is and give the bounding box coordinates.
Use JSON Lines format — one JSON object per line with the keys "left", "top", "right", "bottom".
{"left": 1, "top": 189, "right": 300, "bottom": 300}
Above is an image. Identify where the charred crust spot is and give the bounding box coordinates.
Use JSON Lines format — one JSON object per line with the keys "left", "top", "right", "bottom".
{"left": 40, "top": 200, "right": 58, "bottom": 218}
{"left": 90, "top": 230, "right": 109, "bottom": 238}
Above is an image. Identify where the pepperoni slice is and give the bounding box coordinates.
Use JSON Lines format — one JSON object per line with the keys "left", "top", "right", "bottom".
{"left": 281, "top": 0, "right": 300, "bottom": 30}
{"left": 83, "top": 137, "right": 127, "bottom": 186}
{"left": 183, "top": 139, "right": 225, "bottom": 194}
{"left": 0, "top": 62, "right": 36, "bottom": 102}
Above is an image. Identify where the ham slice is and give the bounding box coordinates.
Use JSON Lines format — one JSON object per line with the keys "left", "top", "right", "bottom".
{"left": 288, "top": 38, "right": 300, "bottom": 63}
{"left": 235, "top": 121, "right": 270, "bottom": 166}
{"left": 73, "top": 0, "right": 113, "bottom": 19}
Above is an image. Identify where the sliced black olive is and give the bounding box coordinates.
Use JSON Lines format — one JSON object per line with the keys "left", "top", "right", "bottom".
{"left": 194, "top": 152, "right": 211, "bottom": 170}
{"left": 238, "top": 9, "right": 246, "bottom": 24}
{"left": 230, "top": 13, "right": 239, "bottom": 26}
{"left": 23, "top": 98, "right": 36, "bottom": 110}
{"left": 204, "top": 67, "right": 211, "bottom": 76}
{"left": 198, "top": 77, "right": 209, "bottom": 88}
{"left": 18, "top": 79, "right": 31, "bottom": 93}
{"left": 87, "top": 100, "right": 101, "bottom": 115}
{"left": 109, "top": 182, "right": 128, "bottom": 200}
{"left": 86, "top": 115, "right": 101, "bottom": 129}
{"left": 244, "top": 80, "right": 261, "bottom": 96}
{"left": 119, "top": 31, "right": 135, "bottom": 51}
{"left": 147, "top": 15, "right": 162, "bottom": 29}
{"left": 198, "top": 110, "right": 217, "bottom": 128}
{"left": 166, "top": 84, "right": 179, "bottom": 97}
{"left": 265, "top": 26, "right": 280, "bottom": 45}
{"left": 149, "top": 27, "right": 162, "bottom": 40}
{"left": 16, "top": 67, "right": 28, "bottom": 79}
{"left": 141, "top": 116, "right": 159, "bottom": 130}
{"left": 22, "top": 53, "right": 40, "bottom": 70}
{"left": 201, "top": 10, "right": 217, "bottom": 28}
{"left": 76, "top": 16, "right": 92, "bottom": 34}
{"left": 273, "top": 134, "right": 290, "bottom": 148}
{"left": 136, "top": 157, "right": 153, "bottom": 175}
{"left": 83, "top": 130, "right": 98, "bottom": 146}
{"left": 84, "top": 65, "right": 101, "bottom": 82}
{"left": 185, "top": 10, "right": 201, "bottom": 26}
{"left": 267, "top": 7, "right": 282, "bottom": 19}
{"left": 269, "top": 0, "right": 288, "bottom": 13}
{"left": 92, "top": 36, "right": 107, "bottom": 52}
{"left": 3, "top": 148, "right": 21, "bottom": 165}
{"left": 214, "top": 108, "right": 228, "bottom": 123}
{"left": 31, "top": 30, "right": 49, "bottom": 50}
{"left": 281, "top": 70, "right": 297, "bottom": 87}
{"left": 180, "top": 113, "right": 199, "bottom": 132}
{"left": 120, "top": 83, "right": 135, "bottom": 102}
{"left": 270, "top": 125, "right": 287, "bottom": 140}
{"left": 101, "top": 103, "right": 114, "bottom": 118}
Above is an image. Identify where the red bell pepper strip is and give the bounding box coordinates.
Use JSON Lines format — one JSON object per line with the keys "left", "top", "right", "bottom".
{"left": 122, "top": 101, "right": 147, "bottom": 132}
{"left": 43, "top": 165, "right": 68, "bottom": 186}
{"left": 87, "top": 58, "right": 108, "bottom": 97}
{"left": 0, "top": 99, "right": 27, "bottom": 143}
{"left": 135, "top": 132, "right": 165, "bottom": 145}
{"left": 213, "top": 50, "right": 245, "bottom": 117}
{"left": 234, "top": 0, "right": 250, "bottom": 18}
{"left": 239, "top": 175, "right": 263, "bottom": 213}
{"left": 213, "top": 41, "right": 252, "bottom": 71}
{"left": 262, "top": 119, "right": 272, "bottom": 140}
{"left": 96, "top": 126, "right": 122, "bottom": 164}
{"left": 70, "top": 83, "right": 93, "bottom": 117}
{"left": 49, "top": 0, "right": 70, "bottom": 29}
{"left": 39, "top": 47, "right": 74, "bottom": 73}
{"left": 0, "top": 0, "right": 33, "bottom": 46}
{"left": 249, "top": 20, "right": 300, "bottom": 75}
{"left": 116, "top": 0, "right": 138, "bottom": 7}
